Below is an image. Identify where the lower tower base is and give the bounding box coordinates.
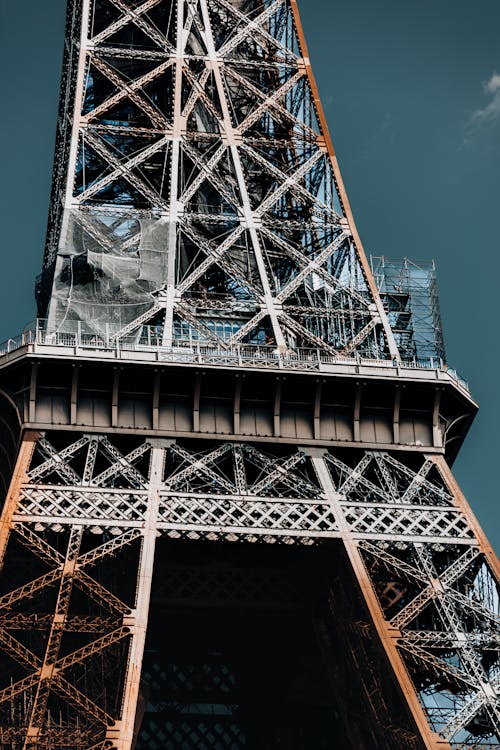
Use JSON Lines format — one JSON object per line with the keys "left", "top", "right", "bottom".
{"left": 136, "top": 539, "right": 424, "bottom": 750}
{"left": 0, "top": 413, "right": 497, "bottom": 748}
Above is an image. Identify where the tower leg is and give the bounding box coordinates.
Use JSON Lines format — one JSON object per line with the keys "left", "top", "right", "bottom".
{"left": 0, "top": 433, "right": 38, "bottom": 566}
{"left": 310, "top": 451, "right": 452, "bottom": 749}
{"left": 0, "top": 434, "right": 168, "bottom": 749}
{"left": 108, "top": 445, "right": 165, "bottom": 750}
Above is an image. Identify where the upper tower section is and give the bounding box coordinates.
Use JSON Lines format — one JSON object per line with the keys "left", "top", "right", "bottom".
{"left": 38, "top": 0, "right": 401, "bottom": 359}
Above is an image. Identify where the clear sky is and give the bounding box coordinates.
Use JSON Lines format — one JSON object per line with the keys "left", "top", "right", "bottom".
{"left": 0, "top": 0, "right": 499, "bottom": 548}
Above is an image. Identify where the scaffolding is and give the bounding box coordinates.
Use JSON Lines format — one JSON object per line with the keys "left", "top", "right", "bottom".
{"left": 371, "top": 256, "right": 446, "bottom": 363}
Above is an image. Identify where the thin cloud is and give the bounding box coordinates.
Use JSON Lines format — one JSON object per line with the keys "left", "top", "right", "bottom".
{"left": 471, "top": 72, "right": 500, "bottom": 125}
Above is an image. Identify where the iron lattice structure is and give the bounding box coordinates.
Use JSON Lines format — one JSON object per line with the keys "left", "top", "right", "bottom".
{"left": 38, "top": 0, "right": 399, "bottom": 358}
{"left": 0, "top": 1, "right": 498, "bottom": 749}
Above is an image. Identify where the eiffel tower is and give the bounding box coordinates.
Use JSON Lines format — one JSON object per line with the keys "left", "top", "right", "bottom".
{"left": 0, "top": 1, "right": 498, "bottom": 748}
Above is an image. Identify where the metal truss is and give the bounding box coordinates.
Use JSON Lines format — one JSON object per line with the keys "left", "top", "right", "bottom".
{"left": 6, "top": 0, "right": 497, "bottom": 749}
{"left": 41, "top": 0, "right": 398, "bottom": 359}
{"left": 0, "top": 432, "right": 497, "bottom": 747}
{"left": 14, "top": 435, "right": 476, "bottom": 546}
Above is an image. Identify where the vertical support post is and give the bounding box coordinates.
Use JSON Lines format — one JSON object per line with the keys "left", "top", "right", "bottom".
{"left": 432, "top": 389, "right": 442, "bottom": 448}
{"left": 193, "top": 374, "right": 201, "bottom": 433}
{"left": 353, "top": 383, "right": 362, "bottom": 442}
{"left": 313, "top": 379, "right": 322, "bottom": 440}
{"left": 162, "top": 0, "right": 185, "bottom": 348}
{"left": 274, "top": 378, "right": 282, "bottom": 437}
{"left": 234, "top": 378, "right": 242, "bottom": 435}
{"left": 393, "top": 385, "right": 401, "bottom": 444}
{"left": 29, "top": 363, "right": 38, "bottom": 423}
{"left": 112, "top": 369, "right": 120, "bottom": 427}
{"left": 110, "top": 444, "right": 165, "bottom": 750}
{"left": 70, "top": 365, "right": 80, "bottom": 424}
{"left": 152, "top": 371, "right": 161, "bottom": 431}
{"left": 308, "top": 449, "right": 450, "bottom": 750}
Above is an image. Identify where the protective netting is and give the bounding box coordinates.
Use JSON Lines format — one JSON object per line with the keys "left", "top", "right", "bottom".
{"left": 48, "top": 210, "right": 169, "bottom": 336}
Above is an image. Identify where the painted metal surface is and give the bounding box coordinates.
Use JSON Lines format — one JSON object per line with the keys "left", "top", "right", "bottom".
{"left": 0, "top": 1, "right": 497, "bottom": 748}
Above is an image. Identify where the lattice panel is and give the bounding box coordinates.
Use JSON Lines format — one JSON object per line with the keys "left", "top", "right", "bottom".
{"left": 13, "top": 438, "right": 479, "bottom": 548}
{"left": 27, "top": 435, "right": 151, "bottom": 489}
{"left": 323, "top": 452, "right": 474, "bottom": 544}
{"left": 358, "top": 539, "right": 500, "bottom": 747}
{"left": 157, "top": 493, "right": 339, "bottom": 538}
{"left": 325, "top": 452, "right": 453, "bottom": 508}
{"left": 0, "top": 522, "right": 137, "bottom": 748}
{"left": 163, "top": 443, "right": 322, "bottom": 500}
{"left": 17, "top": 486, "right": 148, "bottom": 526}
{"left": 342, "top": 503, "right": 473, "bottom": 541}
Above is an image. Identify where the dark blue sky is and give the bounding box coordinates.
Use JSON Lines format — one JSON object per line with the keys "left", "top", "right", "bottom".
{"left": 0, "top": 1, "right": 499, "bottom": 548}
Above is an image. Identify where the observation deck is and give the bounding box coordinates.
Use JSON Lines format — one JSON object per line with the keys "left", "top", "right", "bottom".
{"left": 0, "top": 319, "right": 477, "bottom": 501}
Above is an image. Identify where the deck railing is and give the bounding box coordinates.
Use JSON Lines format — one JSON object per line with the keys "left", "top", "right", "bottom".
{"left": 0, "top": 320, "right": 470, "bottom": 393}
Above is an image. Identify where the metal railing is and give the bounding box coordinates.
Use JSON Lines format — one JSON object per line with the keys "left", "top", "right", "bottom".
{"left": 0, "top": 320, "right": 470, "bottom": 393}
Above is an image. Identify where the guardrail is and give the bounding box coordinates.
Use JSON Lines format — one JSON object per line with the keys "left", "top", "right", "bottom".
{"left": 0, "top": 321, "right": 470, "bottom": 393}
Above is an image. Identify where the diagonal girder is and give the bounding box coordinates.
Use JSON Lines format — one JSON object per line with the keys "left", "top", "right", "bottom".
{"left": 0, "top": 674, "right": 40, "bottom": 705}
{"left": 92, "top": 438, "right": 150, "bottom": 488}
{"left": 14, "top": 524, "right": 64, "bottom": 566}
{"left": 234, "top": 69, "right": 308, "bottom": 135}
{"left": 167, "top": 443, "right": 235, "bottom": 493}
{"left": 399, "top": 640, "right": 480, "bottom": 691}
{"left": 78, "top": 130, "right": 171, "bottom": 203}
{"left": 215, "top": 0, "right": 293, "bottom": 59}
{"left": 0, "top": 569, "right": 62, "bottom": 611}
{"left": 243, "top": 445, "right": 319, "bottom": 498}
{"left": 55, "top": 626, "right": 129, "bottom": 672}
{"left": 217, "top": 0, "right": 287, "bottom": 58}
{"left": 75, "top": 569, "right": 130, "bottom": 615}
{"left": 79, "top": 131, "right": 169, "bottom": 208}
{"left": 52, "top": 675, "right": 115, "bottom": 727}
{"left": 92, "top": 0, "right": 173, "bottom": 52}
{"left": 86, "top": 56, "right": 174, "bottom": 126}
{"left": 359, "top": 541, "right": 428, "bottom": 586}
{"left": 250, "top": 451, "right": 309, "bottom": 496}
{"left": 77, "top": 528, "right": 143, "bottom": 568}
{"left": 240, "top": 142, "right": 340, "bottom": 219}
{"left": 31, "top": 437, "right": 87, "bottom": 484}
{"left": 390, "top": 547, "right": 486, "bottom": 630}
{"left": 0, "top": 628, "right": 41, "bottom": 672}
